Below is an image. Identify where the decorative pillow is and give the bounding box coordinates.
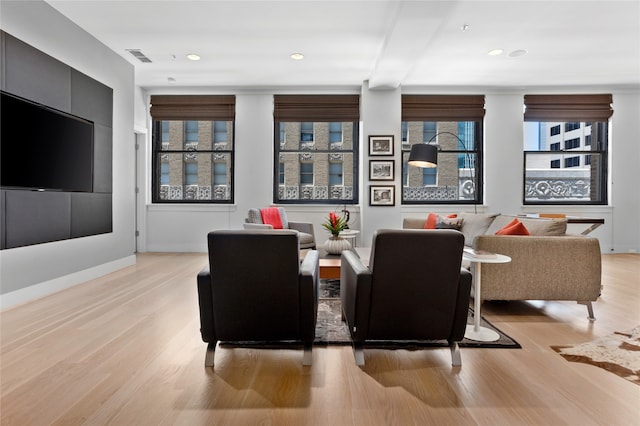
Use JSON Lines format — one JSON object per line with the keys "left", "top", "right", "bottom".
{"left": 423, "top": 213, "right": 463, "bottom": 230}
{"left": 495, "top": 218, "right": 530, "bottom": 236}
{"left": 457, "top": 212, "right": 500, "bottom": 246}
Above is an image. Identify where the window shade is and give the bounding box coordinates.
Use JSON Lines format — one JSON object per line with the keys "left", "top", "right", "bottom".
{"left": 524, "top": 94, "right": 613, "bottom": 122}
{"left": 150, "top": 95, "right": 235, "bottom": 120}
{"left": 402, "top": 95, "right": 485, "bottom": 121}
{"left": 274, "top": 95, "right": 360, "bottom": 121}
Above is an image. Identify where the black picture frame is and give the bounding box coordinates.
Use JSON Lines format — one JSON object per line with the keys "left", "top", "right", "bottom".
{"left": 369, "top": 160, "right": 394, "bottom": 181}
{"left": 368, "top": 135, "right": 394, "bottom": 156}
{"left": 369, "top": 185, "right": 395, "bottom": 206}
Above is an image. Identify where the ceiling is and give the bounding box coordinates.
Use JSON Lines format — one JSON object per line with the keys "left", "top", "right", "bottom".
{"left": 44, "top": 0, "right": 640, "bottom": 90}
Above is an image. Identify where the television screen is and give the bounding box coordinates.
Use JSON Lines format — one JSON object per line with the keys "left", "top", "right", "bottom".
{"left": 1, "top": 91, "right": 94, "bottom": 192}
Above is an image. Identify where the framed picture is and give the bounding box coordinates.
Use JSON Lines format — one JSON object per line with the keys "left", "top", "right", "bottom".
{"left": 368, "top": 135, "right": 394, "bottom": 156}
{"left": 370, "top": 185, "right": 395, "bottom": 206}
{"left": 369, "top": 160, "right": 394, "bottom": 181}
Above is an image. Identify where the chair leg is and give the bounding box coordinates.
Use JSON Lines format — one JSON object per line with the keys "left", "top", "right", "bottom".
{"left": 450, "top": 341, "right": 461, "bottom": 367}
{"left": 303, "top": 343, "right": 313, "bottom": 366}
{"left": 353, "top": 343, "right": 365, "bottom": 367}
{"left": 205, "top": 342, "right": 216, "bottom": 367}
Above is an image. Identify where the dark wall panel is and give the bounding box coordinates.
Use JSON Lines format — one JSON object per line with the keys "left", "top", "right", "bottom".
{"left": 3, "top": 33, "right": 71, "bottom": 112}
{"left": 4, "top": 190, "right": 71, "bottom": 248}
{"left": 70, "top": 69, "right": 113, "bottom": 127}
{"left": 71, "top": 193, "right": 112, "bottom": 238}
{"left": 93, "top": 124, "right": 113, "bottom": 193}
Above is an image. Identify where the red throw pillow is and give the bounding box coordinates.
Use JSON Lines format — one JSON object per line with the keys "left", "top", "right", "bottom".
{"left": 495, "top": 218, "right": 530, "bottom": 236}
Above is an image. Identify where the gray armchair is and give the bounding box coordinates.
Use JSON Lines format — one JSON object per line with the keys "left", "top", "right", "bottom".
{"left": 340, "top": 229, "right": 472, "bottom": 367}
{"left": 244, "top": 207, "right": 316, "bottom": 249}
{"left": 197, "top": 230, "right": 320, "bottom": 368}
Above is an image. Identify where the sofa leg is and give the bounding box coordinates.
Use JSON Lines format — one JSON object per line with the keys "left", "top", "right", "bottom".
{"left": 577, "top": 301, "right": 595, "bottom": 321}
{"left": 449, "top": 341, "right": 462, "bottom": 367}
{"left": 205, "top": 342, "right": 216, "bottom": 368}
{"left": 353, "top": 343, "right": 365, "bottom": 367}
{"left": 303, "top": 344, "right": 313, "bottom": 366}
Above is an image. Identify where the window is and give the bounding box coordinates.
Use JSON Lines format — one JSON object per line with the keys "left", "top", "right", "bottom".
{"left": 401, "top": 95, "right": 484, "bottom": 204}
{"left": 550, "top": 124, "right": 561, "bottom": 136}
{"left": 565, "top": 137, "right": 580, "bottom": 150}
{"left": 273, "top": 95, "right": 359, "bottom": 204}
{"left": 523, "top": 94, "right": 611, "bottom": 205}
{"left": 300, "top": 162, "right": 314, "bottom": 185}
{"left": 565, "top": 122, "right": 581, "bottom": 132}
{"left": 150, "top": 95, "right": 235, "bottom": 203}
{"left": 329, "top": 162, "right": 343, "bottom": 186}
{"left": 300, "top": 122, "right": 314, "bottom": 143}
{"left": 564, "top": 156, "right": 580, "bottom": 167}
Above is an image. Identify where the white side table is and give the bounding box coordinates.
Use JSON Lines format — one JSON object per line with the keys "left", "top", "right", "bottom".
{"left": 339, "top": 229, "right": 360, "bottom": 247}
{"left": 463, "top": 251, "right": 512, "bottom": 342}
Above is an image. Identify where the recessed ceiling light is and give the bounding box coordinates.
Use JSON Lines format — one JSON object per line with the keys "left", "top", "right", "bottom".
{"left": 186, "top": 53, "right": 201, "bottom": 61}
{"left": 509, "top": 49, "right": 528, "bottom": 57}
{"left": 461, "top": 24, "right": 470, "bottom": 32}
{"left": 488, "top": 48, "right": 504, "bottom": 56}
{"left": 290, "top": 53, "right": 304, "bottom": 60}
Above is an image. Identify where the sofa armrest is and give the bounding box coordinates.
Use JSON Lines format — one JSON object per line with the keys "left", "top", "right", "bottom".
{"left": 474, "top": 235, "right": 601, "bottom": 301}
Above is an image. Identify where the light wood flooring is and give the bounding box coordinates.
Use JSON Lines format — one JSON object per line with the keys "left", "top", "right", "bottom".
{"left": 1, "top": 253, "right": 639, "bottom": 425}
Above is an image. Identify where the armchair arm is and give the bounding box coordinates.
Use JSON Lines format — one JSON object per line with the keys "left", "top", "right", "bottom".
{"left": 196, "top": 266, "right": 216, "bottom": 343}
{"left": 242, "top": 223, "right": 274, "bottom": 230}
{"left": 289, "top": 221, "right": 315, "bottom": 237}
{"left": 299, "top": 249, "right": 320, "bottom": 343}
{"left": 450, "top": 267, "right": 472, "bottom": 341}
{"left": 340, "top": 250, "right": 372, "bottom": 342}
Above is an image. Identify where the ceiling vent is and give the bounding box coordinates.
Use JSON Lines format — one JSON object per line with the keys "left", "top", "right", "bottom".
{"left": 126, "top": 49, "right": 152, "bottom": 63}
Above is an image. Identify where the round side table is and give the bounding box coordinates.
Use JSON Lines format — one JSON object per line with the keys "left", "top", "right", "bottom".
{"left": 463, "top": 252, "right": 512, "bottom": 342}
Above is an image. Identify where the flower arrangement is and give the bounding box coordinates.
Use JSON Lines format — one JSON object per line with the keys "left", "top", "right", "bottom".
{"left": 322, "top": 212, "right": 348, "bottom": 238}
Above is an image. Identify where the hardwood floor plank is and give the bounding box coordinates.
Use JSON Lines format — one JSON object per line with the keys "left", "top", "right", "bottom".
{"left": 1, "top": 253, "right": 639, "bottom": 425}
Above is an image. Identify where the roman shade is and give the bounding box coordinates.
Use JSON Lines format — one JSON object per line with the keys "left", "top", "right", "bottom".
{"left": 149, "top": 95, "right": 236, "bottom": 120}
{"left": 524, "top": 94, "right": 613, "bottom": 122}
{"left": 402, "top": 95, "right": 485, "bottom": 121}
{"left": 273, "top": 95, "right": 360, "bottom": 121}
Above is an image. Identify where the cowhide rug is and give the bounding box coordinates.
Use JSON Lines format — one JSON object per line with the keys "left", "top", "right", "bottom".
{"left": 552, "top": 326, "right": 640, "bottom": 386}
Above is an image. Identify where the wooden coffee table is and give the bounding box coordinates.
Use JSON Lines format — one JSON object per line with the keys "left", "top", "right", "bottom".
{"left": 302, "top": 247, "right": 369, "bottom": 279}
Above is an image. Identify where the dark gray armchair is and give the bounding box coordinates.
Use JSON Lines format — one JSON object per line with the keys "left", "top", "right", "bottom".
{"left": 340, "top": 229, "right": 472, "bottom": 367}
{"left": 197, "top": 230, "right": 320, "bottom": 368}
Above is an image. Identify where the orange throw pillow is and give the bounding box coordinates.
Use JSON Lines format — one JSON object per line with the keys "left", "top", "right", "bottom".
{"left": 495, "top": 218, "right": 530, "bottom": 236}
{"left": 423, "top": 212, "right": 438, "bottom": 229}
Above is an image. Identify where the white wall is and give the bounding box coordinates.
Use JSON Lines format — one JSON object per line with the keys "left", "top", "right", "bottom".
{"left": 140, "top": 87, "right": 639, "bottom": 254}
{"left": 0, "top": 1, "right": 136, "bottom": 309}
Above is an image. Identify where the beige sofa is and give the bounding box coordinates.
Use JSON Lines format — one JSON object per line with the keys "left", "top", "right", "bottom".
{"left": 403, "top": 213, "right": 602, "bottom": 320}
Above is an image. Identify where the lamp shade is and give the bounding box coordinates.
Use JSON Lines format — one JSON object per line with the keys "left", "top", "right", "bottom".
{"left": 408, "top": 143, "right": 438, "bottom": 168}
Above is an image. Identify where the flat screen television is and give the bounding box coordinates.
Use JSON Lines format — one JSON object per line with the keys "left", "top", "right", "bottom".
{"left": 1, "top": 91, "right": 94, "bottom": 192}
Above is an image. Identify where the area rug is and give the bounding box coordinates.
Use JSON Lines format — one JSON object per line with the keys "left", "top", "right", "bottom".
{"left": 315, "top": 298, "right": 521, "bottom": 349}
{"left": 551, "top": 326, "right": 640, "bottom": 386}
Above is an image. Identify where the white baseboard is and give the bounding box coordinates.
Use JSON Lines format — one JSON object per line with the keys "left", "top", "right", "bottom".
{"left": 0, "top": 255, "right": 137, "bottom": 311}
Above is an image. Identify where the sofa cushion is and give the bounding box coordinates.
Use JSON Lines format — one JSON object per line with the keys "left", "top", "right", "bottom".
{"left": 486, "top": 215, "right": 567, "bottom": 236}
{"left": 458, "top": 212, "right": 500, "bottom": 246}
{"left": 495, "top": 218, "right": 531, "bottom": 235}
